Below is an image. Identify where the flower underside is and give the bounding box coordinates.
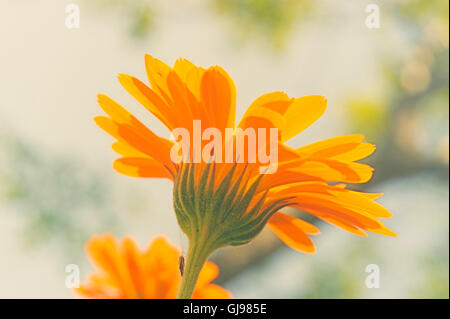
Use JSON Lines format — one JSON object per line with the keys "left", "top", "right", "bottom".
{"left": 95, "top": 54, "right": 397, "bottom": 299}
{"left": 95, "top": 54, "right": 396, "bottom": 256}
{"left": 173, "top": 161, "right": 294, "bottom": 249}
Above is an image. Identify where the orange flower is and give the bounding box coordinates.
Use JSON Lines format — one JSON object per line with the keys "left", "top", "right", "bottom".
{"left": 75, "top": 234, "right": 231, "bottom": 299}
{"left": 95, "top": 54, "right": 395, "bottom": 257}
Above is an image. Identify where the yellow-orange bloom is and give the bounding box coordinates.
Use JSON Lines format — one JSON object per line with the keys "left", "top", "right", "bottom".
{"left": 75, "top": 234, "right": 231, "bottom": 299}
{"left": 95, "top": 54, "right": 396, "bottom": 256}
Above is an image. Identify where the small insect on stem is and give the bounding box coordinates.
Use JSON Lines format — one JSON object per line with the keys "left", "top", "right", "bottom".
{"left": 179, "top": 255, "right": 185, "bottom": 276}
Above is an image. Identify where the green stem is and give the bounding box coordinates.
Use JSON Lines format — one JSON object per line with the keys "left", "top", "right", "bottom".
{"left": 176, "top": 237, "right": 213, "bottom": 299}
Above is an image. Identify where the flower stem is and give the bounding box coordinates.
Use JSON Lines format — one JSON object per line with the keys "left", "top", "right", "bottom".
{"left": 176, "top": 237, "right": 213, "bottom": 299}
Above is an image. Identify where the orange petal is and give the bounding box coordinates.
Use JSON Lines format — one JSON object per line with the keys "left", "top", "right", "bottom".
{"left": 97, "top": 95, "right": 175, "bottom": 155}
{"left": 279, "top": 158, "right": 374, "bottom": 183}
{"left": 192, "top": 284, "right": 232, "bottom": 299}
{"left": 268, "top": 212, "right": 319, "bottom": 253}
{"left": 144, "top": 54, "right": 172, "bottom": 99}
{"left": 112, "top": 141, "right": 148, "bottom": 158}
{"left": 86, "top": 234, "right": 138, "bottom": 298}
{"left": 173, "top": 58, "right": 198, "bottom": 82}
{"left": 238, "top": 93, "right": 326, "bottom": 142}
{"left": 358, "top": 192, "right": 384, "bottom": 200}
{"left": 297, "top": 134, "right": 376, "bottom": 162}
{"left": 331, "top": 143, "right": 376, "bottom": 162}
{"left": 292, "top": 195, "right": 396, "bottom": 236}
{"left": 141, "top": 236, "right": 181, "bottom": 298}
{"left": 185, "top": 64, "right": 206, "bottom": 101}
{"left": 327, "top": 187, "right": 392, "bottom": 218}
{"left": 143, "top": 236, "right": 180, "bottom": 280}
{"left": 122, "top": 237, "right": 146, "bottom": 298}
{"left": 238, "top": 91, "right": 291, "bottom": 136}
{"left": 166, "top": 71, "right": 192, "bottom": 113}
{"left": 173, "top": 59, "right": 210, "bottom": 125}
{"left": 196, "top": 262, "right": 219, "bottom": 288}
{"left": 308, "top": 210, "right": 368, "bottom": 236}
{"left": 282, "top": 95, "right": 327, "bottom": 142}
{"left": 201, "top": 66, "right": 236, "bottom": 131}
{"left": 118, "top": 74, "right": 177, "bottom": 130}
{"left": 94, "top": 116, "right": 175, "bottom": 173}
{"left": 299, "top": 134, "right": 365, "bottom": 151}
{"left": 114, "top": 158, "right": 173, "bottom": 179}
{"left": 271, "top": 182, "right": 391, "bottom": 218}
{"left": 144, "top": 236, "right": 180, "bottom": 268}
{"left": 75, "top": 282, "right": 123, "bottom": 299}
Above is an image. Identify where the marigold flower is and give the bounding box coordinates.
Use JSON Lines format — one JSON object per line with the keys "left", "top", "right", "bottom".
{"left": 75, "top": 234, "right": 231, "bottom": 299}
{"left": 95, "top": 54, "right": 396, "bottom": 297}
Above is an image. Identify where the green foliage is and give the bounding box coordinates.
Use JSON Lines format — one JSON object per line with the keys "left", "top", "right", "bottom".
{"left": 88, "top": 0, "right": 313, "bottom": 49}
{"left": 0, "top": 135, "right": 120, "bottom": 259}
{"left": 395, "top": 0, "right": 449, "bottom": 24}
{"left": 411, "top": 240, "right": 449, "bottom": 298}
{"left": 88, "top": 0, "right": 155, "bottom": 40}
{"left": 213, "top": 0, "right": 313, "bottom": 49}
{"left": 173, "top": 162, "right": 291, "bottom": 249}
{"left": 345, "top": 98, "right": 388, "bottom": 142}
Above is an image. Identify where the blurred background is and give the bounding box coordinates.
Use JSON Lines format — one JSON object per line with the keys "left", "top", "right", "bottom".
{"left": 0, "top": 0, "right": 448, "bottom": 298}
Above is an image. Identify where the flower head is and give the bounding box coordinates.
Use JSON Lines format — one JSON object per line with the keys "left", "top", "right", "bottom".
{"left": 95, "top": 54, "right": 395, "bottom": 257}
{"left": 75, "top": 234, "right": 231, "bottom": 299}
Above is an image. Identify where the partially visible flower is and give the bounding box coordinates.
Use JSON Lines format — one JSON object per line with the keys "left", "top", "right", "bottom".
{"left": 75, "top": 234, "right": 230, "bottom": 299}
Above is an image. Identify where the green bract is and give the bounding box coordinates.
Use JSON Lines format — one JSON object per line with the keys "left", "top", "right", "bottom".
{"left": 173, "top": 162, "right": 293, "bottom": 252}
